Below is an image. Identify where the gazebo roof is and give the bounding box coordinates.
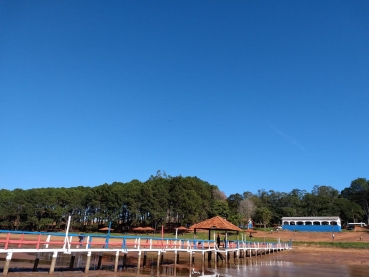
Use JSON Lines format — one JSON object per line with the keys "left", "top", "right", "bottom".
{"left": 176, "top": 226, "right": 188, "bottom": 231}
{"left": 189, "top": 216, "right": 242, "bottom": 232}
{"left": 98, "top": 227, "right": 114, "bottom": 231}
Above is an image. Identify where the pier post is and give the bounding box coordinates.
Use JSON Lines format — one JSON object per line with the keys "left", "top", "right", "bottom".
{"left": 143, "top": 251, "right": 147, "bottom": 267}
{"left": 114, "top": 250, "right": 119, "bottom": 272}
{"left": 49, "top": 251, "right": 58, "bottom": 275}
{"left": 97, "top": 252, "right": 103, "bottom": 270}
{"left": 214, "top": 250, "right": 217, "bottom": 270}
{"left": 137, "top": 251, "right": 142, "bottom": 274}
{"left": 3, "top": 252, "right": 12, "bottom": 275}
{"left": 160, "top": 252, "right": 164, "bottom": 265}
{"left": 156, "top": 251, "right": 161, "bottom": 276}
{"left": 69, "top": 252, "right": 76, "bottom": 271}
{"left": 208, "top": 250, "right": 212, "bottom": 262}
{"left": 174, "top": 251, "right": 177, "bottom": 276}
{"left": 189, "top": 252, "right": 192, "bottom": 270}
{"left": 202, "top": 252, "right": 205, "bottom": 274}
{"left": 123, "top": 253, "right": 127, "bottom": 269}
{"left": 33, "top": 253, "right": 40, "bottom": 271}
{"left": 85, "top": 251, "right": 91, "bottom": 273}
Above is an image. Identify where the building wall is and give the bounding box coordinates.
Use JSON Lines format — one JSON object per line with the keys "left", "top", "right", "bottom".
{"left": 282, "top": 225, "right": 341, "bottom": 232}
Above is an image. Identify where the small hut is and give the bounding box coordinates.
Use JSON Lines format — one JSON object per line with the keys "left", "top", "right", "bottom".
{"left": 98, "top": 227, "right": 114, "bottom": 234}
{"left": 142, "top": 227, "right": 155, "bottom": 233}
{"left": 189, "top": 216, "right": 242, "bottom": 240}
{"left": 176, "top": 226, "right": 189, "bottom": 236}
{"left": 132, "top": 227, "right": 144, "bottom": 233}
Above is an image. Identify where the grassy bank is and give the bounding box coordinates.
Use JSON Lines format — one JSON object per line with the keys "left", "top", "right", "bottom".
{"left": 291, "top": 241, "right": 369, "bottom": 249}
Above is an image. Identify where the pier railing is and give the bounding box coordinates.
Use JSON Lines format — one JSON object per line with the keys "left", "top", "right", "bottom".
{"left": 0, "top": 230, "right": 290, "bottom": 253}
{"left": 0, "top": 230, "right": 290, "bottom": 275}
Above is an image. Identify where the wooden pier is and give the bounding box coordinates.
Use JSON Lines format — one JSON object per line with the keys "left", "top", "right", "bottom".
{"left": 0, "top": 230, "right": 290, "bottom": 275}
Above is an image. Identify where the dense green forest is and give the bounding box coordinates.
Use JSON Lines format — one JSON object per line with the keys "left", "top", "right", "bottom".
{"left": 0, "top": 171, "right": 367, "bottom": 232}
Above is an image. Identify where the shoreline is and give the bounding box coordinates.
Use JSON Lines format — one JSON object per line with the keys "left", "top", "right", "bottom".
{"left": 1, "top": 247, "right": 369, "bottom": 276}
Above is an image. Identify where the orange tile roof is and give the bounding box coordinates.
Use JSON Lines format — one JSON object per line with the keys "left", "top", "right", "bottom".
{"left": 189, "top": 216, "right": 242, "bottom": 232}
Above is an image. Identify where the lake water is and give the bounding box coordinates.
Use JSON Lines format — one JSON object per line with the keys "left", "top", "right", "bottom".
{"left": 1, "top": 250, "right": 368, "bottom": 277}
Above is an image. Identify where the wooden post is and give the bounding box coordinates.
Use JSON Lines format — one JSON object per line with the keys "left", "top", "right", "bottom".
{"left": 137, "top": 251, "right": 142, "bottom": 274}
{"left": 189, "top": 252, "right": 192, "bottom": 273}
{"left": 160, "top": 252, "right": 164, "bottom": 265}
{"left": 3, "top": 252, "right": 12, "bottom": 275}
{"left": 85, "top": 251, "right": 91, "bottom": 273}
{"left": 123, "top": 253, "right": 127, "bottom": 269}
{"left": 97, "top": 252, "right": 103, "bottom": 270}
{"left": 143, "top": 251, "right": 147, "bottom": 267}
{"left": 49, "top": 251, "right": 58, "bottom": 275}
{"left": 69, "top": 252, "right": 76, "bottom": 271}
{"left": 214, "top": 249, "right": 217, "bottom": 270}
{"left": 156, "top": 251, "right": 161, "bottom": 276}
{"left": 202, "top": 251, "right": 205, "bottom": 274}
{"left": 32, "top": 253, "right": 40, "bottom": 271}
{"left": 114, "top": 250, "right": 119, "bottom": 272}
{"left": 174, "top": 251, "right": 177, "bottom": 276}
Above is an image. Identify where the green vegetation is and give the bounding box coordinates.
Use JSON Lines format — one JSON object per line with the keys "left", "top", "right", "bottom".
{"left": 291, "top": 241, "right": 369, "bottom": 250}
{"left": 0, "top": 171, "right": 367, "bottom": 233}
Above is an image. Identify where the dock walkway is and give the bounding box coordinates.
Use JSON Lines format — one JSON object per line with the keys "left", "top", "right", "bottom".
{"left": 0, "top": 230, "right": 291, "bottom": 275}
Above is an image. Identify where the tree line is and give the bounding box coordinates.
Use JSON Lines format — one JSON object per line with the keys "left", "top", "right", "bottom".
{"left": 0, "top": 171, "right": 367, "bottom": 232}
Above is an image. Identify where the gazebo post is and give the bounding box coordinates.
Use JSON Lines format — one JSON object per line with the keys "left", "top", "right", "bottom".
{"left": 208, "top": 229, "right": 212, "bottom": 262}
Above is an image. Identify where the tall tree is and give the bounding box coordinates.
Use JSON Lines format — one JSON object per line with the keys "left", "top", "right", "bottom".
{"left": 341, "top": 178, "right": 369, "bottom": 224}
{"left": 255, "top": 207, "right": 272, "bottom": 230}
{"left": 238, "top": 198, "right": 256, "bottom": 228}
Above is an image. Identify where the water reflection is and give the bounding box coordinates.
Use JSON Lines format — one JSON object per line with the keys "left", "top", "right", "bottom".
{"left": 2, "top": 251, "right": 368, "bottom": 277}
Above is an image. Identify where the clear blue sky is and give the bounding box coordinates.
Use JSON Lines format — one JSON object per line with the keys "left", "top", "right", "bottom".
{"left": 1, "top": 1, "right": 368, "bottom": 196}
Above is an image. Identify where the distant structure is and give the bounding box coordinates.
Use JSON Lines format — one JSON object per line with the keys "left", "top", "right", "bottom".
{"left": 248, "top": 218, "right": 253, "bottom": 229}
{"left": 282, "top": 216, "right": 341, "bottom": 232}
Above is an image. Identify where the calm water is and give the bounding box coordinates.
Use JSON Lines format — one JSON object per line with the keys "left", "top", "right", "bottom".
{"left": 1, "top": 251, "right": 368, "bottom": 277}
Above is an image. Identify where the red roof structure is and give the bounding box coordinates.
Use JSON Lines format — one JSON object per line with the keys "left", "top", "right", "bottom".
{"left": 98, "top": 227, "right": 114, "bottom": 231}
{"left": 190, "top": 216, "right": 242, "bottom": 232}
{"left": 189, "top": 216, "right": 242, "bottom": 240}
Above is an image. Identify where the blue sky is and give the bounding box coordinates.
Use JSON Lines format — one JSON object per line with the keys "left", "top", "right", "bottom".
{"left": 1, "top": 1, "right": 368, "bottom": 196}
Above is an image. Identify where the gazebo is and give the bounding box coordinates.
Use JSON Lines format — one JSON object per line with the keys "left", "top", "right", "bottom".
{"left": 189, "top": 216, "right": 242, "bottom": 262}
{"left": 98, "top": 227, "right": 114, "bottom": 231}
{"left": 189, "top": 216, "right": 242, "bottom": 240}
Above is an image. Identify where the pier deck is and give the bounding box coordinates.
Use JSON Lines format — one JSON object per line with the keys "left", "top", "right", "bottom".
{"left": 0, "top": 230, "right": 291, "bottom": 275}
